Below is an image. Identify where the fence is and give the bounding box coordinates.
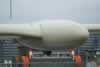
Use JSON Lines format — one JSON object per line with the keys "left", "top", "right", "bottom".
{"left": 0, "top": 62, "right": 80, "bottom": 67}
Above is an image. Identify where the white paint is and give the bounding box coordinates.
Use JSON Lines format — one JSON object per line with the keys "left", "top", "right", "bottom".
{"left": 0, "top": 19, "right": 89, "bottom": 50}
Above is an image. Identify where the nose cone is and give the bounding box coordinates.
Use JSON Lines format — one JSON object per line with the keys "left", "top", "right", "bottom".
{"left": 69, "top": 24, "right": 89, "bottom": 48}
{"left": 78, "top": 27, "right": 89, "bottom": 41}
{"left": 61, "top": 22, "right": 89, "bottom": 49}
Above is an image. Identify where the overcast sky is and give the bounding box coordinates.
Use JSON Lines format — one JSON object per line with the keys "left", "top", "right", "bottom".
{"left": 0, "top": 0, "right": 98, "bottom": 24}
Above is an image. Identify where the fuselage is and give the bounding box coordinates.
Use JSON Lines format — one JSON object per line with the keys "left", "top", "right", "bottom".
{"left": 0, "top": 20, "right": 89, "bottom": 50}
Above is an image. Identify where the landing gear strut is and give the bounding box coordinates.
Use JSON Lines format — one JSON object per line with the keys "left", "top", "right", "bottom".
{"left": 43, "top": 50, "right": 52, "bottom": 56}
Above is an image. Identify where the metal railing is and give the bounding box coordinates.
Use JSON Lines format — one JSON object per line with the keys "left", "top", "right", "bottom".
{"left": 0, "top": 62, "right": 82, "bottom": 67}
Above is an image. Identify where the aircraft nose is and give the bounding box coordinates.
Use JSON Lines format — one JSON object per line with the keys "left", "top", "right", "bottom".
{"left": 37, "top": 20, "right": 89, "bottom": 50}
{"left": 78, "top": 26, "right": 89, "bottom": 41}
{"left": 68, "top": 25, "right": 89, "bottom": 48}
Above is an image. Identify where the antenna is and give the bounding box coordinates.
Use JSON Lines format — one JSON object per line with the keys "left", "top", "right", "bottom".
{"left": 10, "top": 0, "right": 12, "bottom": 20}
